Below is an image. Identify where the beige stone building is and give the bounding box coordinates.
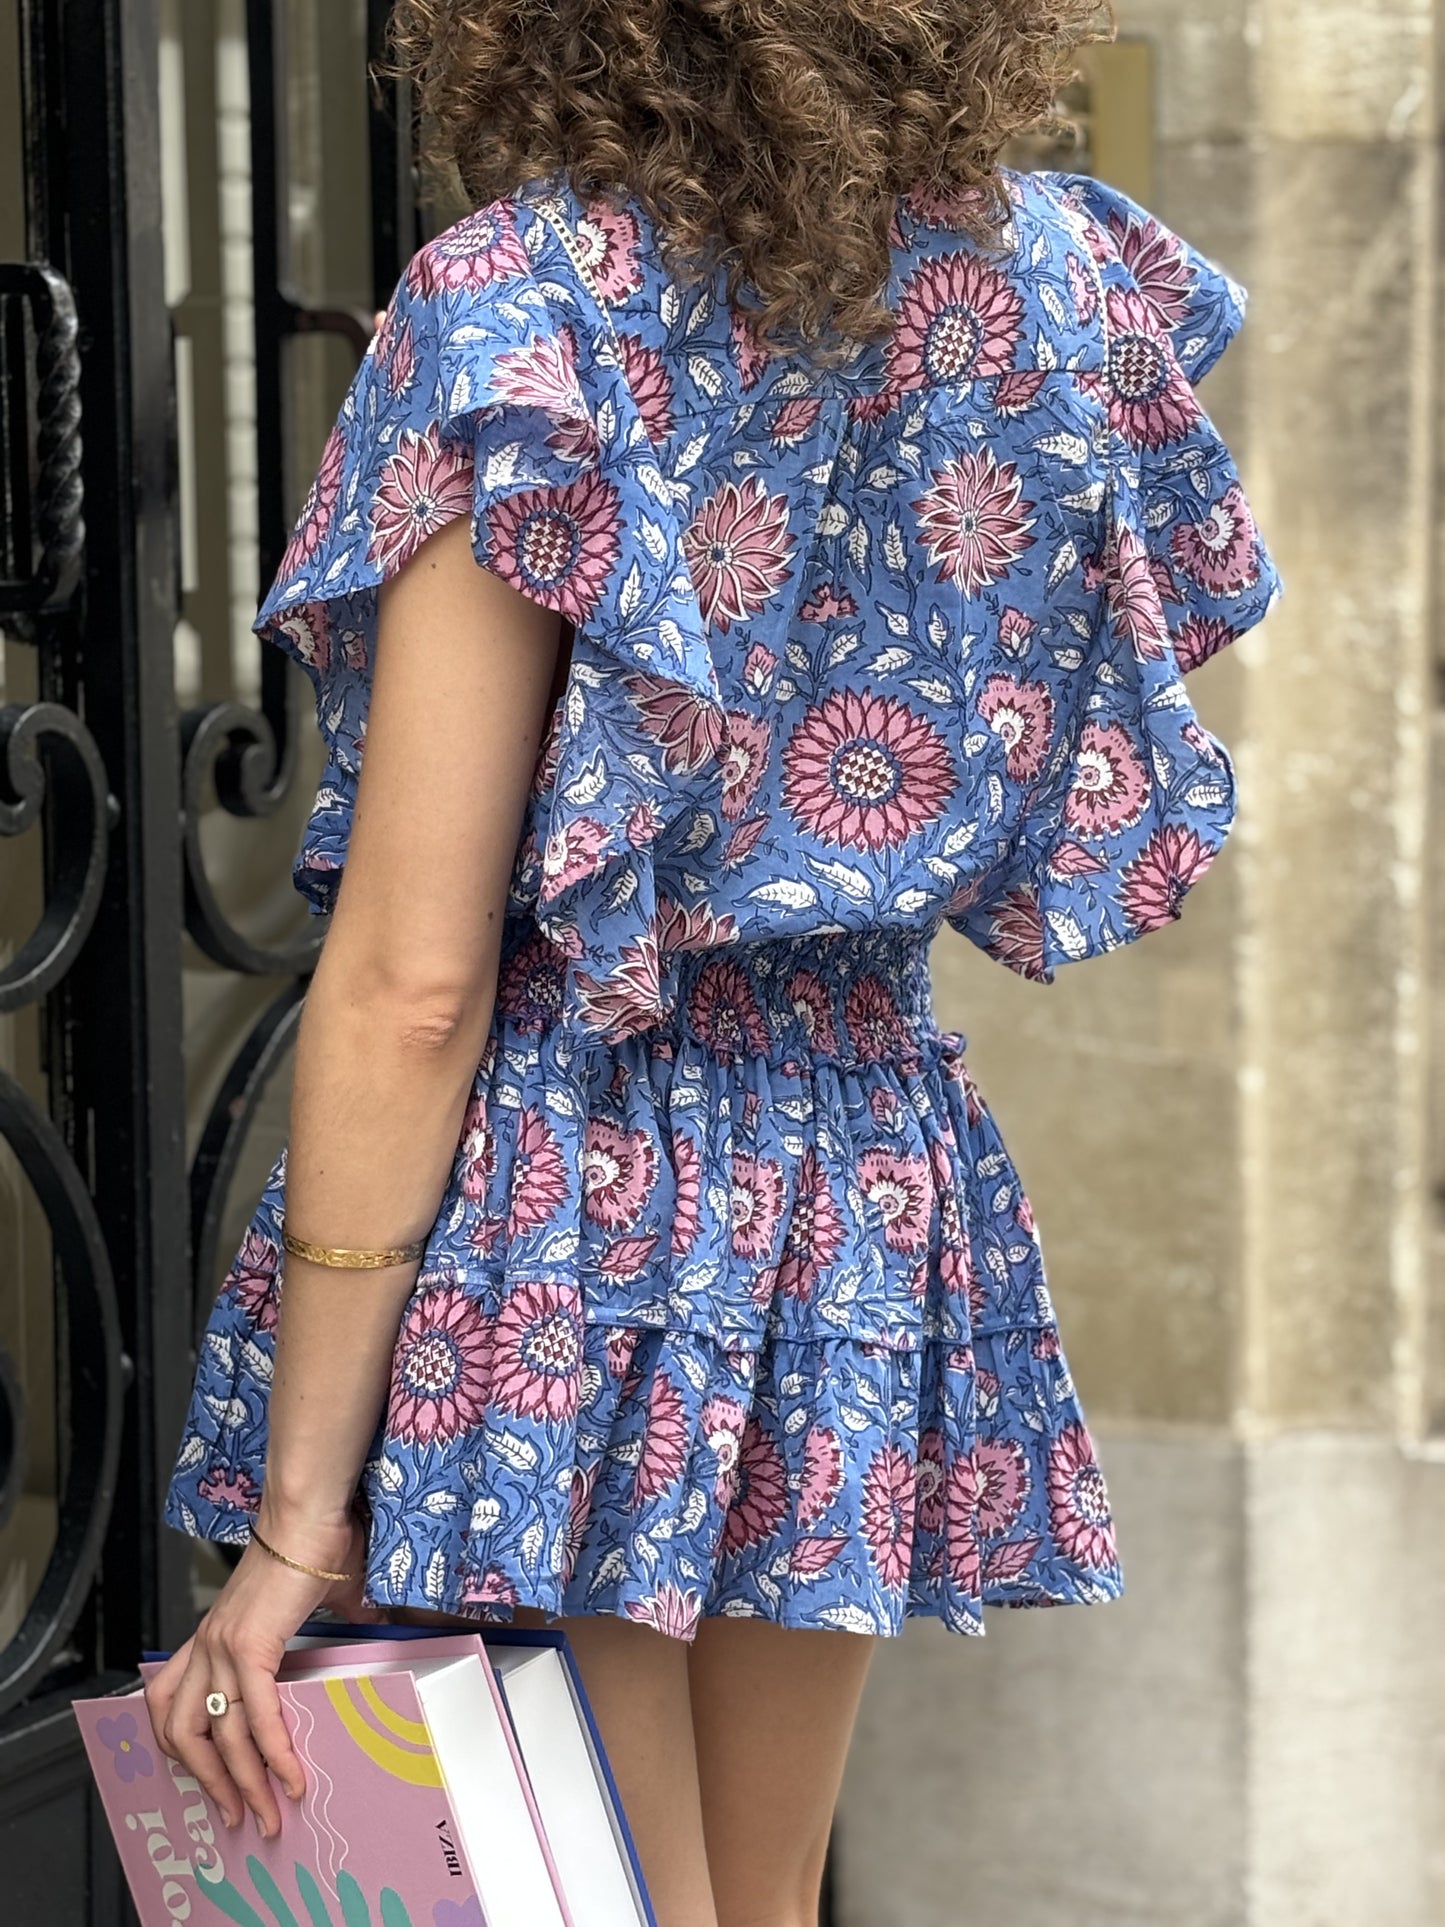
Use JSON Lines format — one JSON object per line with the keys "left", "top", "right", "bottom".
{"left": 837, "top": 7, "right": 1445, "bottom": 1923}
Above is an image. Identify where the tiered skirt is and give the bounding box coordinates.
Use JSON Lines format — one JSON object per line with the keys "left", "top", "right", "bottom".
{"left": 164, "top": 925, "right": 1123, "bottom": 1639}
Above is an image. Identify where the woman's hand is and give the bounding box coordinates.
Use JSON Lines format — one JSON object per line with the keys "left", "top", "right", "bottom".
{"left": 144, "top": 1506, "right": 380, "bottom": 1836}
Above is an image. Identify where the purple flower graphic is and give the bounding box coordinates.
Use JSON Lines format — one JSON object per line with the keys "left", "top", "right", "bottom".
{"left": 96, "top": 1711, "right": 154, "bottom": 1783}
{"left": 432, "top": 1901, "right": 484, "bottom": 1927}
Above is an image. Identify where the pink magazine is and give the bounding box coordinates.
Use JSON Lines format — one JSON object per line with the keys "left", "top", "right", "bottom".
{"left": 75, "top": 1631, "right": 573, "bottom": 1927}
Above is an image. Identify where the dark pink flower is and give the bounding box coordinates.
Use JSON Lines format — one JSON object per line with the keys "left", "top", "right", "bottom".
{"left": 497, "top": 936, "right": 566, "bottom": 1033}
{"left": 742, "top": 643, "right": 779, "bottom": 695}
{"left": 686, "top": 959, "right": 771, "bottom": 1057}
{"left": 993, "top": 369, "right": 1048, "bottom": 418}
{"left": 387, "top": 1285, "right": 491, "bottom": 1445}
{"left": 731, "top": 306, "right": 770, "bottom": 390}
{"left": 1101, "top": 286, "right": 1201, "bottom": 449}
{"left": 781, "top": 687, "right": 955, "bottom": 851}
{"left": 730, "top": 1153, "right": 786, "bottom": 1261}
{"left": 1173, "top": 613, "right": 1238, "bottom": 673}
{"left": 626, "top": 672, "right": 727, "bottom": 773}
{"left": 887, "top": 252, "right": 1024, "bottom": 393}
{"left": 484, "top": 470, "right": 621, "bottom": 624}
{"left": 916, "top": 1428, "right": 947, "bottom": 1536}
{"left": 619, "top": 333, "right": 675, "bottom": 446}
{"left": 700, "top": 1393, "right": 747, "bottom": 1504}
{"left": 997, "top": 605, "right": 1037, "bottom": 658}
{"left": 460, "top": 1564, "right": 520, "bottom": 1608}
{"left": 1046, "top": 1422, "right": 1117, "bottom": 1570}
{"left": 507, "top": 1106, "right": 570, "bottom": 1235}
{"left": 912, "top": 449, "right": 1036, "bottom": 594}
{"left": 944, "top": 1455, "right": 982, "bottom": 1597}
{"left": 490, "top": 1280, "right": 583, "bottom": 1423}
{"left": 1119, "top": 824, "right": 1216, "bottom": 933}
{"left": 844, "top": 975, "right": 914, "bottom": 1062}
{"left": 721, "top": 1417, "right": 789, "bottom": 1553}
{"left": 1105, "top": 206, "right": 1194, "bottom": 328}
{"left": 857, "top": 1150, "right": 934, "bottom": 1254}
{"left": 1169, "top": 483, "right": 1261, "bottom": 596}
{"left": 770, "top": 396, "right": 822, "bottom": 445}
{"left": 583, "top": 1119, "right": 659, "bottom": 1230}
{"left": 976, "top": 675, "right": 1056, "bottom": 782}
{"left": 683, "top": 477, "right": 795, "bottom": 633}
{"left": 458, "top": 1095, "right": 496, "bottom": 1203}
{"left": 719, "top": 712, "right": 771, "bottom": 820}
{"left": 560, "top": 1462, "right": 599, "bottom": 1583}
{"left": 1065, "top": 252, "right": 1099, "bottom": 325}
{"left": 799, "top": 584, "right": 858, "bottom": 624}
{"left": 861, "top": 1442, "right": 915, "bottom": 1592}
{"left": 776, "top": 1147, "right": 846, "bottom": 1300}
{"left": 982, "top": 885, "right": 1047, "bottom": 980}
{"left": 1063, "top": 722, "right": 1151, "bottom": 838}
{"left": 367, "top": 425, "right": 474, "bottom": 576}
{"left": 785, "top": 970, "right": 841, "bottom": 1056}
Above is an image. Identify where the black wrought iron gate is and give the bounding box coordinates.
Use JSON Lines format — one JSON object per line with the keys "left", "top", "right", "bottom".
{"left": 0, "top": 2, "right": 413, "bottom": 1918}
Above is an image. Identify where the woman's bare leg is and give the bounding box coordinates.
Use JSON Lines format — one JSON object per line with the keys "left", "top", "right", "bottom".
{"left": 687, "top": 1618, "right": 876, "bottom": 1927}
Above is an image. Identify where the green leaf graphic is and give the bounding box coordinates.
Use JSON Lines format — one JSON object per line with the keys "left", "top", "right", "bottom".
{"left": 337, "top": 1871, "right": 373, "bottom": 1927}
{"left": 247, "top": 1856, "right": 303, "bottom": 1927}
{"left": 378, "top": 1891, "right": 413, "bottom": 1927}
{"left": 293, "top": 1864, "right": 338, "bottom": 1927}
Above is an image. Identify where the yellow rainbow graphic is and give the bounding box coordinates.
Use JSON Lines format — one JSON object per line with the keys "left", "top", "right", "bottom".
{"left": 322, "top": 1677, "right": 444, "bottom": 1788}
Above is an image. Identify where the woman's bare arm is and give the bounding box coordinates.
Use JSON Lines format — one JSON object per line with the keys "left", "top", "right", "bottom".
{"left": 146, "top": 510, "right": 563, "bottom": 1833}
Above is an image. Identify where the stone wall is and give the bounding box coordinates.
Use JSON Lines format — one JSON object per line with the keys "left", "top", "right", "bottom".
{"left": 836, "top": 8, "right": 1445, "bottom": 1922}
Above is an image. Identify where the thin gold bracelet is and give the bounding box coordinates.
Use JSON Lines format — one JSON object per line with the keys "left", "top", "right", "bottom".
{"left": 281, "top": 1229, "right": 426, "bottom": 1269}
{"left": 249, "top": 1521, "right": 355, "bottom": 1585}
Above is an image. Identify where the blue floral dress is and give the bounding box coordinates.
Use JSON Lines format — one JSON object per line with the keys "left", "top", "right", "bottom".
{"left": 164, "top": 167, "right": 1279, "bottom": 1640}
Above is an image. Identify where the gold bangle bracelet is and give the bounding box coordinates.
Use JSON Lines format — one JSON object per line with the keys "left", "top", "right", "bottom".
{"left": 281, "top": 1229, "right": 426, "bottom": 1269}
{"left": 249, "top": 1522, "right": 354, "bottom": 1585}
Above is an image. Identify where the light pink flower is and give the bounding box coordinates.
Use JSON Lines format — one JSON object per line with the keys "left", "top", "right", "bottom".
{"left": 633, "top": 1370, "right": 690, "bottom": 1505}
{"left": 278, "top": 424, "right": 346, "bottom": 580}
{"left": 916, "top": 1428, "right": 947, "bottom": 1537}
{"left": 797, "top": 1423, "right": 844, "bottom": 1526}
{"left": 683, "top": 477, "right": 795, "bottom": 633}
{"left": 976, "top": 675, "right": 1056, "bottom": 783}
{"left": 671, "top": 1133, "right": 703, "bottom": 1257}
{"left": 730, "top": 1153, "right": 786, "bottom": 1261}
{"left": 887, "top": 251, "right": 1024, "bottom": 393}
{"left": 1169, "top": 483, "right": 1261, "bottom": 596}
{"left": 577, "top": 198, "right": 644, "bottom": 303}
{"left": 974, "top": 1438, "right": 1031, "bottom": 1537}
{"left": 368, "top": 425, "right": 475, "bottom": 576}
{"left": 1063, "top": 722, "right": 1151, "bottom": 838}
{"left": 507, "top": 1106, "right": 570, "bottom": 1235}
{"left": 997, "top": 606, "right": 1037, "bottom": 658}
{"left": 484, "top": 470, "right": 622, "bottom": 624}
{"left": 742, "top": 643, "right": 779, "bottom": 695}
{"left": 857, "top": 1150, "right": 934, "bottom": 1254}
{"left": 540, "top": 816, "right": 610, "bottom": 899}
{"left": 560, "top": 1462, "right": 599, "bottom": 1584}
{"left": 386, "top": 1285, "right": 491, "bottom": 1445}
{"left": 1065, "top": 252, "right": 1098, "bottom": 325}
{"left": 861, "top": 1442, "right": 915, "bottom": 1592}
{"left": 405, "top": 205, "right": 530, "bottom": 296}
{"left": 1105, "top": 207, "right": 1194, "bottom": 328}
{"left": 583, "top": 1119, "right": 659, "bottom": 1230}
{"left": 458, "top": 1098, "right": 496, "bottom": 1203}
{"left": 624, "top": 1583, "right": 703, "bottom": 1640}
{"left": 1119, "top": 824, "right": 1216, "bottom": 933}
{"left": 912, "top": 449, "right": 1036, "bottom": 595}
{"left": 490, "top": 1280, "right": 583, "bottom": 1423}
{"left": 781, "top": 687, "right": 955, "bottom": 851}
{"left": 459, "top": 1564, "right": 520, "bottom": 1608}
{"left": 1046, "top": 1422, "right": 1117, "bottom": 1570}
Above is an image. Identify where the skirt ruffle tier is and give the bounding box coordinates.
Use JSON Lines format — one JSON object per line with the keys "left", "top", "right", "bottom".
{"left": 164, "top": 924, "right": 1123, "bottom": 1639}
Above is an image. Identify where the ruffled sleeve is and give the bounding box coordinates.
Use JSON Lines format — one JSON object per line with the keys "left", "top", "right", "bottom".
{"left": 254, "top": 194, "right": 726, "bottom": 1042}
{"left": 948, "top": 172, "right": 1281, "bottom": 980}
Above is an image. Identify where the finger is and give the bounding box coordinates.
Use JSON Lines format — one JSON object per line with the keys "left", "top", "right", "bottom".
{"left": 166, "top": 1662, "right": 244, "bottom": 1829}
{"left": 143, "top": 1637, "right": 194, "bottom": 1762}
{"left": 207, "top": 1665, "right": 283, "bottom": 1838}
{"left": 235, "top": 1657, "right": 305, "bottom": 1802}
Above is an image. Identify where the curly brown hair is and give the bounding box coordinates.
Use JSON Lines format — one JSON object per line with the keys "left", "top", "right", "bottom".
{"left": 378, "top": 2, "right": 1115, "bottom": 361}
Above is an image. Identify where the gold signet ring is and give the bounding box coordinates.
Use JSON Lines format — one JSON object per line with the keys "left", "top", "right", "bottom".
{"left": 205, "top": 1690, "right": 230, "bottom": 1717}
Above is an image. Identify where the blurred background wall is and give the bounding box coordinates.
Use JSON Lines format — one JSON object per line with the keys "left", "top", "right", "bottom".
{"left": 837, "top": 6, "right": 1445, "bottom": 1923}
